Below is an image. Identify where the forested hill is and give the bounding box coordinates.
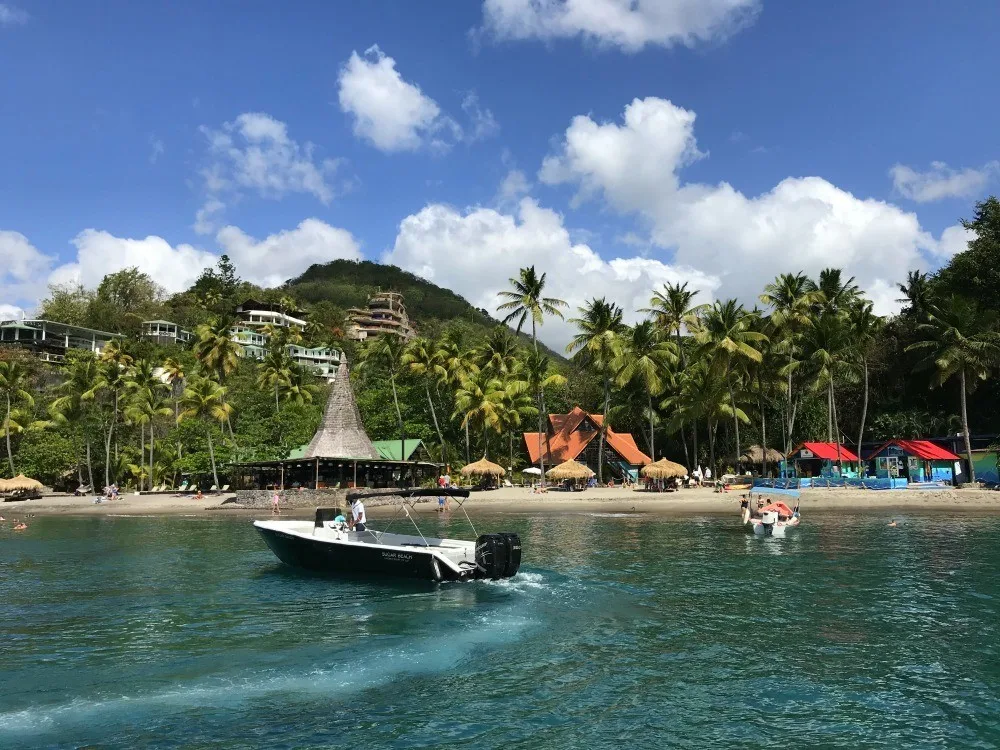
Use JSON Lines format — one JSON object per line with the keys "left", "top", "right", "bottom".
{"left": 286, "top": 259, "right": 567, "bottom": 361}
{"left": 288, "top": 260, "right": 494, "bottom": 326}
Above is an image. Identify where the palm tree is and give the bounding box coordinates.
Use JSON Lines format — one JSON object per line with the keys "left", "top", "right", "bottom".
{"left": 436, "top": 330, "right": 477, "bottom": 464}
{"left": 452, "top": 367, "right": 504, "bottom": 457}
{"left": 615, "top": 320, "right": 677, "bottom": 461}
{"left": 277, "top": 364, "right": 319, "bottom": 406}
{"left": 497, "top": 265, "right": 567, "bottom": 481}
{"left": 98, "top": 340, "right": 134, "bottom": 487}
{"left": 163, "top": 357, "right": 185, "bottom": 425}
{"left": 402, "top": 337, "right": 448, "bottom": 459}
{"left": 0, "top": 359, "right": 34, "bottom": 475}
{"left": 643, "top": 281, "right": 705, "bottom": 355}
{"left": 761, "top": 272, "right": 814, "bottom": 454}
{"left": 906, "top": 296, "right": 1000, "bottom": 483}
{"left": 801, "top": 311, "right": 851, "bottom": 468}
{"left": 567, "top": 298, "right": 625, "bottom": 483}
{"left": 258, "top": 347, "right": 293, "bottom": 412}
{"left": 476, "top": 326, "right": 521, "bottom": 376}
{"left": 193, "top": 317, "right": 242, "bottom": 384}
{"left": 896, "top": 270, "right": 934, "bottom": 317}
{"left": 125, "top": 359, "right": 169, "bottom": 491}
{"left": 848, "top": 301, "right": 883, "bottom": 456}
{"left": 522, "top": 349, "right": 567, "bottom": 471}
{"left": 178, "top": 376, "right": 233, "bottom": 489}
{"left": 51, "top": 354, "right": 103, "bottom": 489}
{"left": 813, "top": 268, "right": 859, "bottom": 316}
{"left": 496, "top": 366, "right": 537, "bottom": 472}
{"left": 694, "top": 300, "right": 768, "bottom": 471}
{"left": 357, "top": 334, "right": 406, "bottom": 462}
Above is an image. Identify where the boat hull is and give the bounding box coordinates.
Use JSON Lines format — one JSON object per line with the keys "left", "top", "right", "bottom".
{"left": 255, "top": 525, "right": 468, "bottom": 581}
{"left": 749, "top": 518, "right": 798, "bottom": 537}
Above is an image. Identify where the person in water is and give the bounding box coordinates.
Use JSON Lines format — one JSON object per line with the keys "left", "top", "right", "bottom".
{"left": 349, "top": 496, "right": 367, "bottom": 532}
{"left": 888, "top": 519, "right": 897, "bottom": 527}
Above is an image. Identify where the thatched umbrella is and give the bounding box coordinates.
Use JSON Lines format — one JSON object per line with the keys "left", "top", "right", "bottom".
{"left": 640, "top": 458, "right": 687, "bottom": 479}
{"left": 0, "top": 474, "right": 44, "bottom": 492}
{"left": 739, "top": 445, "right": 784, "bottom": 464}
{"left": 546, "top": 459, "right": 595, "bottom": 481}
{"left": 460, "top": 457, "right": 506, "bottom": 477}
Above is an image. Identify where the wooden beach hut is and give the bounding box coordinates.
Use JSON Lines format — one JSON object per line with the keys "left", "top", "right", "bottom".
{"left": 786, "top": 442, "right": 860, "bottom": 478}
{"left": 865, "top": 439, "right": 960, "bottom": 484}
{"left": 460, "top": 457, "right": 505, "bottom": 488}
{"left": 739, "top": 445, "right": 785, "bottom": 476}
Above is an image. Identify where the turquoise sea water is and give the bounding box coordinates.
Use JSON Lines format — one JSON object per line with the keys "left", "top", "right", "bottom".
{"left": 2, "top": 511, "right": 999, "bottom": 748}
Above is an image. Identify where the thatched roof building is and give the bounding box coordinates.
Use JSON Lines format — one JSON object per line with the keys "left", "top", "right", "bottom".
{"left": 640, "top": 458, "right": 687, "bottom": 479}
{"left": 546, "top": 459, "right": 594, "bottom": 481}
{"left": 304, "top": 362, "right": 380, "bottom": 460}
{"left": 740, "top": 445, "right": 784, "bottom": 464}
{"left": 460, "top": 458, "right": 505, "bottom": 477}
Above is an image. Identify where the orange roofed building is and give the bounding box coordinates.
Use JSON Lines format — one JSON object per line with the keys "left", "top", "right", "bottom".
{"left": 523, "top": 406, "right": 652, "bottom": 482}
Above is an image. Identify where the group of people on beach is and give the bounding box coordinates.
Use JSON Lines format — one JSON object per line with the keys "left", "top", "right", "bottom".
{"left": 0, "top": 515, "right": 29, "bottom": 531}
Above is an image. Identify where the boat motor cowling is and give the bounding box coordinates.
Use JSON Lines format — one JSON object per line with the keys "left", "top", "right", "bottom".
{"left": 760, "top": 511, "right": 778, "bottom": 525}
{"left": 474, "top": 533, "right": 522, "bottom": 580}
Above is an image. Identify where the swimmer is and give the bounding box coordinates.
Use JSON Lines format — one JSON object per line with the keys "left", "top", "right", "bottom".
{"left": 14, "top": 522, "right": 27, "bottom": 531}
{"left": 888, "top": 519, "right": 897, "bottom": 527}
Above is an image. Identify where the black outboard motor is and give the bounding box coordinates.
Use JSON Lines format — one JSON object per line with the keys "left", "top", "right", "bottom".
{"left": 474, "top": 533, "right": 522, "bottom": 579}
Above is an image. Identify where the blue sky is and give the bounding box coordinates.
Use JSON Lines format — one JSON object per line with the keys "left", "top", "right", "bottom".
{"left": 2, "top": 0, "right": 997, "bottom": 345}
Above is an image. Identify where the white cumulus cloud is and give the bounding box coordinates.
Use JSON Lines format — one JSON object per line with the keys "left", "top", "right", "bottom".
{"left": 889, "top": 160, "right": 999, "bottom": 203}
{"left": 0, "top": 230, "right": 53, "bottom": 317}
{"left": 539, "top": 96, "right": 958, "bottom": 316}
{"left": 216, "top": 219, "right": 362, "bottom": 288}
{"left": 479, "top": 0, "right": 760, "bottom": 52}
{"left": 384, "top": 197, "right": 718, "bottom": 349}
{"left": 339, "top": 45, "right": 460, "bottom": 153}
{"left": 195, "top": 112, "right": 342, "bottom": 234}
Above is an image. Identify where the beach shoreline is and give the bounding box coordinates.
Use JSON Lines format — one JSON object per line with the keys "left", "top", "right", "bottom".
{"left": 8, "top": 485, "right": 1000, "bottom": 518}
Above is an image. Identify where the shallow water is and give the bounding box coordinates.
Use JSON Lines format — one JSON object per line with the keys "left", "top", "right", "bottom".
{"left": 2, "top": 512, "right": 999, "bottom": 748}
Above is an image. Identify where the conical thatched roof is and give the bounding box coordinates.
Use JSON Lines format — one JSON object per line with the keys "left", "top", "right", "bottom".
{"left": 640, "top": 458, "right": 687, "bottom": 479}
{"left": 0, "top": 474, "right": 43, "bottom": 492}
{"left": 546, "top": 459, "right": 594, "bottom": 481}
{"left": 304, "top": 362, "right": 381, "bottom": 460}
{"left": 740, "top": 445, "right": 785, "bottom": 464}
{"left": 460, "top": 457, "right": 505, "bottom": 477}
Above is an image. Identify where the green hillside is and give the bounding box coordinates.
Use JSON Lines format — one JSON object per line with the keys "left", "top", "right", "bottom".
{"left": 286, "top": 259, "right": 567, "bottom": 361}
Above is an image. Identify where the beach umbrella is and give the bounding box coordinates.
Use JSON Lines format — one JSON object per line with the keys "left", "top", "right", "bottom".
{"left": 640, "top": 458, "right": 687, "bottom": 479}
{"left": 460, "top": 457, "right": 506, "bottom": 477}
{"left": 739, "top": 445, "right": 784, "bottom": 464}
{"left": 545, "top": 459, "right": 595, "bottom": 481}
{"left": 522, "top": 467, "right": 542, "bottom": 476}
{"left": 0, "top": 474, "right": 44, "bottom": 492}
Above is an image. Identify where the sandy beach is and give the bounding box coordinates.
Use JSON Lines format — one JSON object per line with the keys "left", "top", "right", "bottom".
{"left": 8, "top": 485, "right": 1000, "bottom": 518}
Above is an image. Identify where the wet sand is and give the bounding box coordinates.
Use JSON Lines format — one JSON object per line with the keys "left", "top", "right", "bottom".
{"left": 10, "top": 485, "right": 1000, "bottom": 518}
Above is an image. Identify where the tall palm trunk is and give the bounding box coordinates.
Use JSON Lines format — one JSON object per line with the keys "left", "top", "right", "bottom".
{"left": 206, "top": 427, "right": 220, "bottom": 488}
{"left": 4, "top": 393, "right": 14, "bottom": 475}
{"left": 708, "top": 418, "right": 716, "bottom": 479}
{"left": 464, "top": 421, "right": 470, "bottom": 464}
{"left": 960, "top": 370, "right": 975, "bottom": 483}
{"left": 139, "top": 423, "right": 145, "bottom": 491}
{"left": 681, "top": 421, "right": 690, "bottom": 470}
{"left": 785, "top": 351, "right": 795, "bottom": 455}
{"left": 826, "top": 384, "right": 833, "bottom": 442}
{"left": 598, "top": 375, "right": 610, "bottom": 484}
{"left": 424, "top": 382, "right": 446, "bottom": 460}
{"left": 532, "top": 318, "right": 547, "bottom": 483}
{"left": 856, "top": 357, "right": 869, "bottom": 460}
{"left": 691, "top": 421, "right": 698, "bottom": 474}
{"left": 389, "top": 373, "right": 404, "bottom": 463}
{"left": 149, "top": 424, "right": 155, "bottom": 491}
{"left": 104, "top": 390, "right": 117, "bottom": 488}
{"left": 648, "top": 390, "right": 655, "bottom": 461}
{"left": 728, "top": 375, "right": 741, "bottom": 472}
{"left": 86, "top": 439, "right": 95, "bottom": 491}
{"left": 759, "top": 394, "right": 768, "bottom": 478}
{"left": 831, "top": 380, "right": 843, "bottom": 474}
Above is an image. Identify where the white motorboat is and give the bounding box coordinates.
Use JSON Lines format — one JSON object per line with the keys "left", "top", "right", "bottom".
{"left": 740, "top": 489, "right": 801, "bottom": 537}
{"left": 254, "top": 488, "right": 521, "bottom": 582}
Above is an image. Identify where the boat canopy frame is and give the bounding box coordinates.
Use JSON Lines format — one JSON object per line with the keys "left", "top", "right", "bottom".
{"left": 315, "top": 487, "right": 478, "bottom": 547}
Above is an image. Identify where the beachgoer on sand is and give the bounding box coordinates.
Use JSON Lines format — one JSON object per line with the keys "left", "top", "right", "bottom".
{"left": 272, "top": 492, "right": 281, "bottom": 514}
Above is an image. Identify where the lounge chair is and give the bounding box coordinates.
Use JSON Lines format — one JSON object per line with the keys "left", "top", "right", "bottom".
{"left": 220, "top": 484, "right": 230, "bottom": 493}
{"left": 172, "top": 482, "right": 189, "bottom": 496}
{"left": 187, "top": 484, "right": 199, "bottom": 494}
{"left": 208, "top": 484, "right": 218, "bottom": 493}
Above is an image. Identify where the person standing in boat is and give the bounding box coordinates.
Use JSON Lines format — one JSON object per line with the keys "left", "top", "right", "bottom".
{"left": 349, "top": 496, "right": 367, "bottom": 532}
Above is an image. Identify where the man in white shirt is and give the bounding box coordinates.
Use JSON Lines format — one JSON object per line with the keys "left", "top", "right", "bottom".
{"left": 349, "top": 497, "right": 367, "bottom": 532}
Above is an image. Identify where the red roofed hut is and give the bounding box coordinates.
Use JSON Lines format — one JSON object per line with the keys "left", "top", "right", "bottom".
{"left": 786, "top": 442, "right": 860, "bottom": 479}
{"left": 865, "top": 439, "right": 961, "bottom": 484}
{"left": 524, "top": 406, "right": 652, "bottom": 483}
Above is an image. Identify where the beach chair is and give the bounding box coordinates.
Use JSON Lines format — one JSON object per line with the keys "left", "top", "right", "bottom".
{"left": 172, "top": 481, "right": 189, "bottom": 496}
{"left": 208, "top": 484, "right": 218, "bottom": 493}
{"left": 187, "top": 484, "right": 198, "bottom": 494}
{"left": 220, "top": 484, "right": 230, "bottom": 493}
